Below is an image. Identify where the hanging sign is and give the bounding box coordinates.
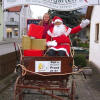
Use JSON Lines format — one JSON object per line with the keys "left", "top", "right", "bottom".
{"left": 27, "top": 19, "right": 41, "bottom": 31}
{"left": 35, "top": 61, "right": 61, "bottom": 72}
{"left": 3, "top": 0, "right": 99, "bottom": 11}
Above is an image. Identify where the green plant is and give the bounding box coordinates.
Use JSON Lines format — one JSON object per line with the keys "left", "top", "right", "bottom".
{"left": 78, "top": 43, "right": 89, "bottom": 48}
{"left": 74, "top": 54, "right": 87, "bottom": 67}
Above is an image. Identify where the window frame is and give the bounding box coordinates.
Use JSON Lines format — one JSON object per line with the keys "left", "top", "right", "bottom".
{"left": 10, "top": 18, "right": 14, "bottom": 22}
{"left": 95, "top": 23, "right": 99, "bottom": 43}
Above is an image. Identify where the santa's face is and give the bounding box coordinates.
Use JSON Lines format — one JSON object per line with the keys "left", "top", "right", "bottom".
{"left": 54, "top": 22, "right": 62, "bottom": 25}
{"left": 53, "top": 24, "right": 66, "bottom": 36}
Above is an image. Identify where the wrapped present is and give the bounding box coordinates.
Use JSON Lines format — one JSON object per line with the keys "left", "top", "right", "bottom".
{"left": 22, "top": 35, "right": 46, "bottom": 56}
{"left": 28, "top": 24, "right": 44, "bottom": 39}
{"left": 22, "top": 35, "right": 31, "bottom": 50}
{"left": 31, "top": 39, "right": 46, "bottom": 50}
{"left": 24, "top": 50, "right": 43, "bottom": 56}
{"left": 22, "top": 35, "right": 46, "bottom": 50}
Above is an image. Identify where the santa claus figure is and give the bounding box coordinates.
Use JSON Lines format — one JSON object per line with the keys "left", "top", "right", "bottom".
{"left": 46, "top": 16, "right": 89, "bottom": 56}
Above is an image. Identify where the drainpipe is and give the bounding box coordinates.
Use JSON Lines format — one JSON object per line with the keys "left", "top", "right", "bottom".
{"left": 15, "top": 12, "right": 20, "bottom": 38}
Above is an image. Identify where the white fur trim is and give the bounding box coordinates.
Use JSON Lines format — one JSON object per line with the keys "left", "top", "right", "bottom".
{"left": 47, "top": 30, "right": 52, "bottom": 36}
{"left": 49, "top": 47, "right": 69, "bottom": 56}
{"left": 47, "top": 41, "right": 50, "bottom": 46}
{"left": 64, "top": 28, "right": 72, "bottom": 36}
{"left": 67, "top": 28, "right": 72, "bottom": 34}
{"left": 54, "top": 19, "right": 62, "bottom": 23}
{"left": 47, "top": 41, "right": 57, "bottom": 46}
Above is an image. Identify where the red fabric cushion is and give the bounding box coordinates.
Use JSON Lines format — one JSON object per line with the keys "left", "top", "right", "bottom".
{"left": 24, "top": 50, "right": 43, "bottom": 56}
{"left": 28, "top": 24, "right": 44, "bottom": 39}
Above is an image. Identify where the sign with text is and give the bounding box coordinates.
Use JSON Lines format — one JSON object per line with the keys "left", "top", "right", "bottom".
{"left": 35, "top": 61, "right": 61, "bottom": 72}
{"left": 27, "top": 19, "right": 41, "bottom": 31}
{"left": 4, "top": 0, "right": 99, "bottom": 11}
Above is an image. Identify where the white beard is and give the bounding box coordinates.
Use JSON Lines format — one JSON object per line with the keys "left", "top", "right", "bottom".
{"left": 53, "top": 24, "right": 67, "bottom": 37}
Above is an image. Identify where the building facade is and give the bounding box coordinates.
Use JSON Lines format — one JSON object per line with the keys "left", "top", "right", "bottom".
{"left": 89, "top": 5, "right": 100, "bottom": 71}
{"left": 4, "top": 11, "right": 20, "bottom": 39}
{"left": 20, "top": 5, "right": 32, "bottom": 37}
{"left": 0, "top": 2, "right": 3, "bottom": 41}
{"left": 3, "top": 5, "right": 32, "bottom": 40}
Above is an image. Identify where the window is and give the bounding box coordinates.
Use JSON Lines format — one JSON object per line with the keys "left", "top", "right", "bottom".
{"left": 10, "top": 18, "right": 14, "bottom": 22}
{"left": 95, "top": 23, "right": 99, "bottom": 43}
{"left": 7, "top": 32, "right": 12, "bottom": 38}
{"left": 6, "top": 28, "right": 12, "bottom": 38}
{"left": 14, "top": 30, "right": 18, "bottom": 36}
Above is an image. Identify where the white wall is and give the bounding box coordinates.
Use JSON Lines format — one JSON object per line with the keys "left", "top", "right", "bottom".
{"left": 3, "top": 11, "right": 7, "bottom": 39}
{"left": 0, "top": 5, "right": 3, "bottom": 41}
{"left": 89, "top": 5, "right": 100, "bottom": 69}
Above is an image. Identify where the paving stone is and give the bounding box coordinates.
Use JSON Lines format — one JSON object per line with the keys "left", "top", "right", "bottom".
{"left": 0, "top": 74, "right": 100, "bottom": 100}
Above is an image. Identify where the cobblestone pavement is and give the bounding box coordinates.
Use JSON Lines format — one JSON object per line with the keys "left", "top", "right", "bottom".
{"left": 0, "top": 73, "right": 100, "bottom": 100}
{"left": 0, "top": 43, "right": 15, "bottom": 55}
{"left": 0, "top": 39, "right": 21, "bottom": 55}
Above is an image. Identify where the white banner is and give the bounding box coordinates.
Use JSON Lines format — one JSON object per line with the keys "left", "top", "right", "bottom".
{"left": 35, "top": 61, "right": 61, "bottom": 72}
{"left": 3, "top": 0, "right": 99, "bottom": 11}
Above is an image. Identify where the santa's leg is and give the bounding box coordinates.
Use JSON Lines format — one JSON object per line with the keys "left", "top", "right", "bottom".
{"left": 47, "top": 49, "right": 56, "bottom": 56}
{"left": 57, "top": 50, "right": 66, "bottom": 56}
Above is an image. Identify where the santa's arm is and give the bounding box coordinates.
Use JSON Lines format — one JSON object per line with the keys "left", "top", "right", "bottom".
{"left": 70, "top": 19, "right": 90, "bottom": 34}
{"left": 70, "top": 25, "right": 82, "bottom": 34}
{"left": 46, "top": 32, "right": 51, "bottom": 42}
{"left": 46, "top": 31, "right": 57, "bottom": 47}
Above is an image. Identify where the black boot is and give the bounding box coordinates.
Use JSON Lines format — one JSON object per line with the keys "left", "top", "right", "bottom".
{"left": 47, "top": 49, "right": 56, "bottom": 56}
{"left": 57, "top": 50, "right": 66, "bottom": 56}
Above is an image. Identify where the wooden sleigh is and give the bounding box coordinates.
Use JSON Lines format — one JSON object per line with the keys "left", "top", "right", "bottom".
{"left": 14, "top": 39, "right": 76, "bottom": 100}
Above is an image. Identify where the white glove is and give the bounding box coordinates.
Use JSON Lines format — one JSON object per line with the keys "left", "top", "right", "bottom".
{"left": 80, "top": 19, "right": 90, "bottom": 28}
{"left": 47, "top": 40, "right": 57, "bottom": 46}
{"left": 30, "top": 36, "right": 35, "bottom": 39}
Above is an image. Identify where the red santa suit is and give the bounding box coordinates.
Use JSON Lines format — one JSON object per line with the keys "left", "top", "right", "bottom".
{"left": 46, "top": 24, "right": 82, "bottom": 56}
{"left": 46, "top": 16, "right": 89, "bottom": 56}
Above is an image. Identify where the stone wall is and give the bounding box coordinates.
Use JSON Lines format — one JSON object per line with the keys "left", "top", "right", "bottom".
{"left": 0, "top": 52, "right": 17, "bottom": 78}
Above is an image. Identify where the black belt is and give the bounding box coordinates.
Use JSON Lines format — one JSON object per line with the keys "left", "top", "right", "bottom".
{"left": 59, "top": 43, "right": 70, "bottom": 45}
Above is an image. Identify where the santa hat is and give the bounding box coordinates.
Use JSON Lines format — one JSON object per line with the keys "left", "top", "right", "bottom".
{"left": 52, "top": 16, "right": 63, "bottom": 24}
